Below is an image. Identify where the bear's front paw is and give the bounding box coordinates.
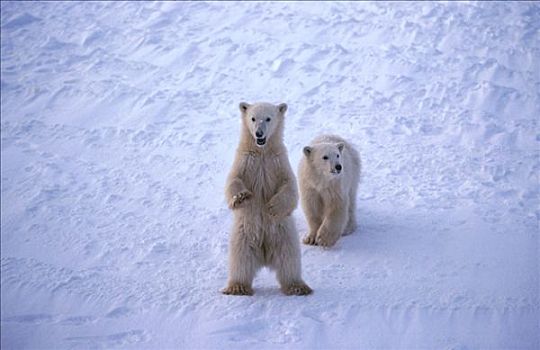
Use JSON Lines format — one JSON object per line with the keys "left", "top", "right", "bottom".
{"left": 282, "top": 283, "right": 313, "bottom": 296}
{"left": 316, "top": 232, "right": 340, "bottom": 248}
{"left": 229, "top": 190, "right": 252, "bottom": 209}
{"left": 221, "top": 283, "right": 254, "bottom": 296}
{"left": 303, "top": 234, "right": 318, "bottom": 246}
{"left": 267, "top": 197, "right": 289, "bottom": 218}
{"left": 267, "top": 204, "right": 285, "bottom": 218}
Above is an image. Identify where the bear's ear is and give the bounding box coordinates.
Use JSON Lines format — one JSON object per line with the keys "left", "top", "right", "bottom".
{"left": 337, "top": 142, "right": 345, "bottom": 152}
{"left": 303, "top": 146, "right": 312, "bottom": 158}
{"left": 278, "top": 103, "right": 288, "bottom": 114}
{"left": 239, "top": 102, "right": 251, "bottom": 113}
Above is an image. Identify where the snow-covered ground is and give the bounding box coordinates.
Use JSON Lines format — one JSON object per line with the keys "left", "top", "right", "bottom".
{"left": 1, "top": 1, "right": 539, "bottom": 349}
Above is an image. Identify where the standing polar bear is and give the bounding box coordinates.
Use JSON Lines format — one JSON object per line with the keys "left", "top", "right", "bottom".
{"left": 299, "top": 135, "right": 361, "bottom": 247}
{"left": 222, "top": 102, "right": 312, "bottom": 296}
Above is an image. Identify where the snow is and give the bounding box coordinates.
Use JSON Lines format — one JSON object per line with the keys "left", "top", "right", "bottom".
{"left": 1, "top": 1, "right": 539, "bottom": 349}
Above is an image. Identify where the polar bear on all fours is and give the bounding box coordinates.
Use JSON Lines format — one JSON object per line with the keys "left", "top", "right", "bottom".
{"left": 299, "top": 135, "right": 361, "bottom": 248}
{"left": 222, "top": 102, "right": 312, "bottom": 296}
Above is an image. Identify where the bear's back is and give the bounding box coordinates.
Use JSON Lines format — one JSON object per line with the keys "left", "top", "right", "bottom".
{"left": 311, "top": 134, "right": 347, "bottom": 145}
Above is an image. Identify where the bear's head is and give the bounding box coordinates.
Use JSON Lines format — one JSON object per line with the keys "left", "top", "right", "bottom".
{"left": 239, "top": 102, "right": 288, "bottom": 148}
{"left": 303, "top": 142, "right": 345, "bottom": 179}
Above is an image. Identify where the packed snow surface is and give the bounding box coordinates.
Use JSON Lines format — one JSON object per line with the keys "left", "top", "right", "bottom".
{"left": 1, "top": 1, "right": 539, "bottom": 349}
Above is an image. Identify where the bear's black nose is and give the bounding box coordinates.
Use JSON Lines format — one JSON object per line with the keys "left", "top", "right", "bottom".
{"left": 335, "top": 164, "right": 342, "bottom": 171}
{"left": 256, "top": 130, "right": 264, "bottom": 138}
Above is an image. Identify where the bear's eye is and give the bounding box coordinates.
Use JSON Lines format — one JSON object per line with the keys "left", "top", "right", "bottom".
{"left": 251, "top": 117, "right": 255, "bottom": 122}
{"left": 323, "top": 156, "right": 328, "bottom": 160}
{"left": 337, "top": 154, "right": 340, "bottom": 158}
{"left": 266, "top": 117, "right": 271, "bottom": 122}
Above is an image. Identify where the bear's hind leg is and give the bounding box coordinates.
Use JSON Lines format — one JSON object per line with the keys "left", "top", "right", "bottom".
{"left": 222, "top": 224, "right": 261, "bottom": 296}
{"left": 271, "top": 221, "right": 312, "bottom": 296}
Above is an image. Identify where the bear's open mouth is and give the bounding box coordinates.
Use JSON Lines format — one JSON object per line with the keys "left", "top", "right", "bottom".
{"left": 256, "top": 137, "right": 266, "bottom": 146}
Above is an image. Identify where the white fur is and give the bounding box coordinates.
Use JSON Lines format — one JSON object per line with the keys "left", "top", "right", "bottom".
{"left": 222, "top": 102, "right": 312, "bottom": 296}
{"left": 299, "top": 134, "right": 361, "bottom": 247}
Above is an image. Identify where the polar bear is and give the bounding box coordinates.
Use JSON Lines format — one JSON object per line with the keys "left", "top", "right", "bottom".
{"left": 222, "top": 102, "right": 312, "bottom": 296}
{"left": 299, "top": 135, "right": 361, "bottom": 247}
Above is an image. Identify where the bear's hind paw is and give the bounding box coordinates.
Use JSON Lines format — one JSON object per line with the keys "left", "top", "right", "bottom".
{"left": 221, "top": 283, "right": 254, "bottom": 296}
{"left": 282, "top": 283, "right": 313, "bottom": 296}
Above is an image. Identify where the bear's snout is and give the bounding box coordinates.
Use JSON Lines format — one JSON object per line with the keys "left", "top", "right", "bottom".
{"left": 331, "top": 164, "right": 342, "bottom": 174}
